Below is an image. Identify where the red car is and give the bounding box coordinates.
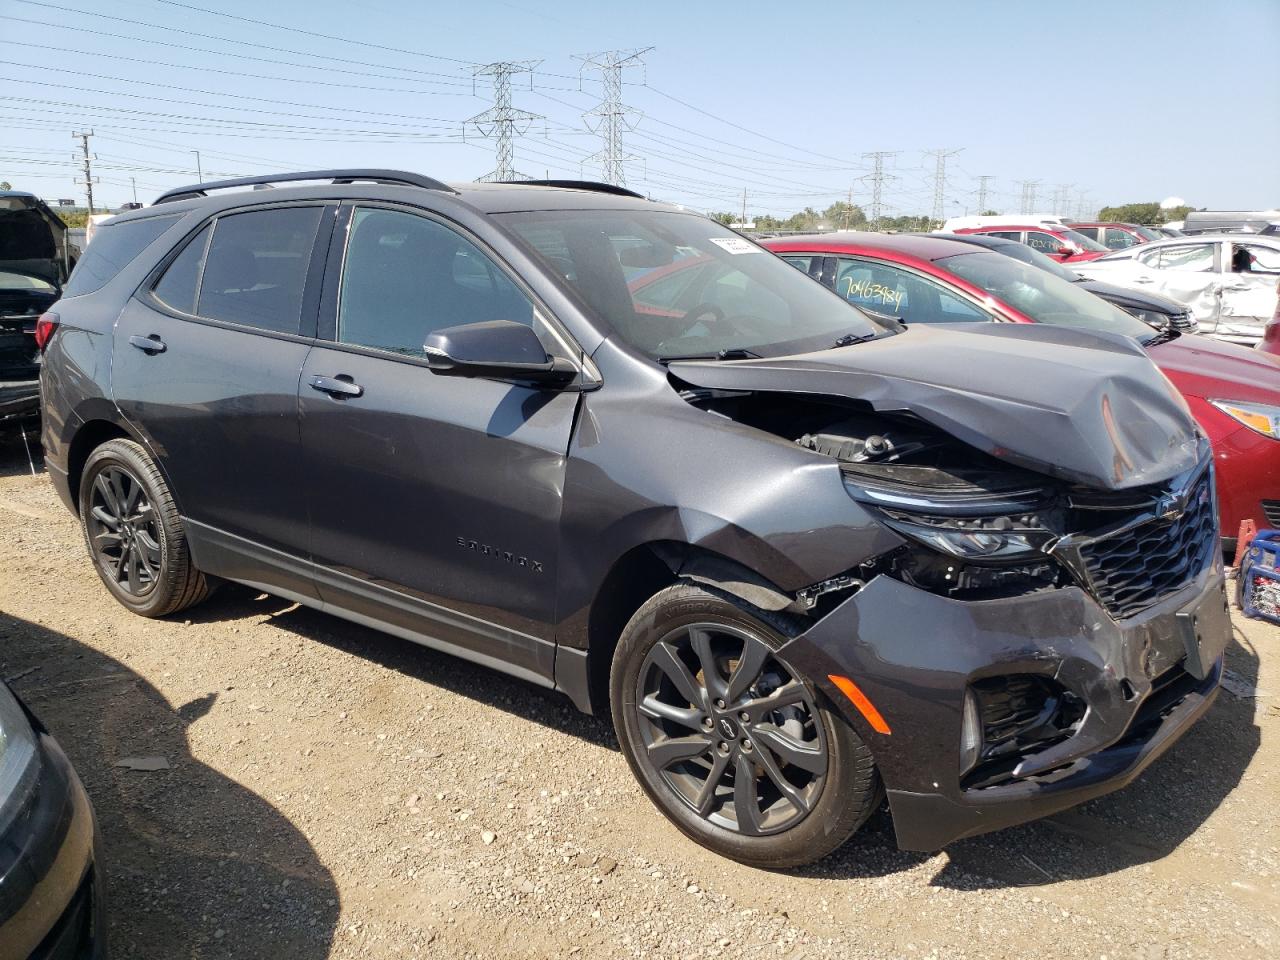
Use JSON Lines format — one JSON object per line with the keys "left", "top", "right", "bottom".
{"left": 762, "top": 233, "right": 1280, "bottom": 543}
{"left": 951, "top": 224, "right": 1108, "bottom": 263}
{"left": 1068, "top": 222, "right": 1164, "bottom": 250}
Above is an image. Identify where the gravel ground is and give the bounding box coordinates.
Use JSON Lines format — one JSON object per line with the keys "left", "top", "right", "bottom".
{"left": 0, "top": 445, "right": 1277, "bottom": 960}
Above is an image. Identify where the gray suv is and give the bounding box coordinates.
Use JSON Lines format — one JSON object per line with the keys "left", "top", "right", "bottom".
{"left": 38, "top": 170, "right": 1229, "bottom": 867}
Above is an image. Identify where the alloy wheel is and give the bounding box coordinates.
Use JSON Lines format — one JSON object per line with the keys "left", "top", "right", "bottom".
{"left": 633, "top": 622, "right": 828, "bottom": 836}
{"left": 86, "top": 465, "right": 162, "bottom": 597}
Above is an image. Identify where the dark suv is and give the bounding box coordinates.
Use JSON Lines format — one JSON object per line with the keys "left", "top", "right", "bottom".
{"left": 39, "top": 170, "right": 1230, "bottom": 867}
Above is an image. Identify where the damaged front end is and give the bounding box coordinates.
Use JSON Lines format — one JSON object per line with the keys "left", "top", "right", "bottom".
{"left": 673, "top": 347, "right": 1229, "bottom": 850}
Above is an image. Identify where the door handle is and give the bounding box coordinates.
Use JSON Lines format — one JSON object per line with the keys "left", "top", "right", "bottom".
{"left": 1224, "top": 284, "right": 1250, "bottom": 292}
{"left": 128, "top": 334, "right": 167, "bottom": 354}
{"left": 309, "top": 374, "right": 363, "bottom": 399}
{"left": 1131, "top": 276, "right": 1153, "bottom": 284}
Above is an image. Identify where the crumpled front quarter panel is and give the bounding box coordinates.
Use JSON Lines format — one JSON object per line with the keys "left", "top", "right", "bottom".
{"left": 554, "top": 372, "right": 903, "bottom": 648}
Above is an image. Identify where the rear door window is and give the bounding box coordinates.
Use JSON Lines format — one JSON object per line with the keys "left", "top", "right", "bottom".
{"left": 195, "top": 206, "right": 323, "bottom": 334}
{"left": 151, "top": 225, "right": 210, "bottom": 314}
{"left": 1153, "top": 244, "right": 1215, "bottom": 272}
{"left": 63, "top": 215, "right": 181, "bottom": 296}
{"left": 1073, "top": 226, "right": 1100, "bottom": 241}
{"left": 985, "top": 231, "right": 1022, "bottom": 242}
{"left": 1103, "top": 227, "right": 1139, "bottom": 249}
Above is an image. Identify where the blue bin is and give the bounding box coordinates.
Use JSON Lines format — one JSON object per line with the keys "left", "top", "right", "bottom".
{"left": 1240, "top": 529, "right": 1280, "bottom": 625}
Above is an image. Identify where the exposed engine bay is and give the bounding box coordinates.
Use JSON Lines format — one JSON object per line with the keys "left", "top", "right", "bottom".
{"left": 682, "top": 387, "right": 1216, "bottom": 618}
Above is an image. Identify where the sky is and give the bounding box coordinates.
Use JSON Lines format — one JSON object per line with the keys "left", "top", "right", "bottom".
{"left": 1, "top": 0, "right": 1277, "bottom": 217}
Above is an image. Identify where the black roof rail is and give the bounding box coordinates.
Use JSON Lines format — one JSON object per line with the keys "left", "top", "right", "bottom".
{"left": 499, "top": 179, "right": 646, "bottom": 200}
{"left": 153, "top": 169, "right": 458, "bottom": 205}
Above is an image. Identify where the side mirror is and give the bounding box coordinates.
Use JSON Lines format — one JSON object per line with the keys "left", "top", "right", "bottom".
{"left": 1057, "top": 246, "right": 1074, "bottom": 258}
{"left": 423, "top": 320, "right": 577, "bottom": 384}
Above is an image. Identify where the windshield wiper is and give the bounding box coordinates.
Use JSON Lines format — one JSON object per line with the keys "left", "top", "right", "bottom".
{"left": 829, "top": 332, "right": 877, "bottom": 349}
{"left": 1142, "top": 328, "right": 1180, "bottom": 347}
{"left": 659, "top": 347, "right": 762, "bottom": 363}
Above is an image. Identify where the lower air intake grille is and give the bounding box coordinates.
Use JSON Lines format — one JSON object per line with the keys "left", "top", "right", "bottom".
{"left": 1078, "top": 471, "right": 1217, "bottom": 620}
{"left": 1263, "top": 500, "right": 1280, "bottom": 528}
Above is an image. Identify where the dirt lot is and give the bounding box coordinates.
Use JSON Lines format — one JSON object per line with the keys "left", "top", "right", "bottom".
{"left": 0, "top": 445, "right": 1277, "bottom": 960}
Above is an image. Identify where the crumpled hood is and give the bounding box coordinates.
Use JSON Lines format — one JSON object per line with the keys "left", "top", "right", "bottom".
{"left": 669, "top": 323, "right": 1201, "bottom": 490}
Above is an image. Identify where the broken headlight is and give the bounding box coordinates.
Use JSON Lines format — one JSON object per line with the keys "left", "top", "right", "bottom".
{"left": 844, "top": 472, "right": 1054, "bottom": 563}
{"left": 877, "top": 508, "right": 1053, "bottom": 561}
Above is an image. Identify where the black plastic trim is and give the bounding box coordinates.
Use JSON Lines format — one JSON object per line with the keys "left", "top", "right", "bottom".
{"left": 154, "top": 169, "right": 458, "bottom": 204}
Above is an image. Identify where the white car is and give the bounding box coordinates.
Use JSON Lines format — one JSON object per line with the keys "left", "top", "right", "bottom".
{"left": 1072, "top": 234, "right": 1280, "bottom": 346}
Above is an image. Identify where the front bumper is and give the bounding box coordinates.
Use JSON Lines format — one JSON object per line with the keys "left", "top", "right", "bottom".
{"left": 779, "top": 564, "right": 1230, "bottom": 851}
{"left": 0, "top": 729, "right": 105, "bottom": 959}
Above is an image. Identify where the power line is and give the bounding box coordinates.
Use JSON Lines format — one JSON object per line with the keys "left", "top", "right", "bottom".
{"left": 468, "top": 61, "right": 542, "bottom": 182}
{"left": 577, "top": 48, "right": 650, "bottom": 187}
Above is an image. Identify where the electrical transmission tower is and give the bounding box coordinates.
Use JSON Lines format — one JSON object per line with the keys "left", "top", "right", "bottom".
{"left": 860, "top": 152, "right": 899, "bottom": 231}
{"left": 975, "top": 175, "right": 995, "bottom": 215}
{"left": 1016, "top": 179, "right": 1041, "bottom": 215}
{"left": 1051, "top": 182, "right": 1074, "bottom": 216}
{"left": 467, "top": 61, "right": 542, "bottom": 182}
{"left": 73, "top": 129, "right": 96, "bottom": 213}
{"left": 577, "top": 48, "right": 651, "bottom": 187}
{"left": 924, "top": 147, "right": 963, "bottom": 222}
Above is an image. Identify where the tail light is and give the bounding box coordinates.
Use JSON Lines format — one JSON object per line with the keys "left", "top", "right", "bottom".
{"left": 34, "top": 312, "right": 59, "bottom": 353}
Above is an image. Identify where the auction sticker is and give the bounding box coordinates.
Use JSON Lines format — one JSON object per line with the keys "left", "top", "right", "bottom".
{"left": 708, "top": 237, "right": 761, "bottom": 255}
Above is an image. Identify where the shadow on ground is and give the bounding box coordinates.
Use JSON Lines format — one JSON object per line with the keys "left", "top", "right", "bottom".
{"left": 185, "top": 581, "right": 1263, "bottom": 890}
{"left": 0, "top": 612, "right": 341, "bottom": 958}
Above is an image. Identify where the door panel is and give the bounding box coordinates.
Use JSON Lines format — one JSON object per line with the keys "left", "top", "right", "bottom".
{"left": 299, "top": 347, "right": 578, "bottom": 674}
{"left": 1134, "top": 243, "right": 1221, "bottom": 331}
{"left": 298, "top": 203, "right": 578, "bottom": 680}
{"left": 111, "top": 203, "right": 331, "bottom": 591}
{"left": 112, "top": 298, "right": 314, "bottom": 561}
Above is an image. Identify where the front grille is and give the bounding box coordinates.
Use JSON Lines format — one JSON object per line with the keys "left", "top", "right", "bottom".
{"left": 1078, "top": 471, "right": 1217, "bottom": 619}
{"left": 1263, "top": 500, "right": 1280, "bottom": 528}
{"left": 1170, "top": 311, "right": 1198, "bottom": 332}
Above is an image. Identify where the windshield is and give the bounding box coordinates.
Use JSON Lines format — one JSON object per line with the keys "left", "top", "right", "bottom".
{"left": 497, "top": 210, "right": 886, "bottom": 359}
{"left": 938, "top": 251, "right": 1156, "bottom": 341}
{"left": 1061, "top": 229, "right": 1109, "bottom": 253}
{"left": 984, "top": 240, "right": 1079, "bottom": 282}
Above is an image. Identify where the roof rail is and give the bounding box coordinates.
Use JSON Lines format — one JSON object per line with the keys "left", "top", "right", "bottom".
{"left": 500, "top": 179, "right": 646, "bottom": 200}
{"left": 153, "top": 169, "right": 457, "bottom": 205}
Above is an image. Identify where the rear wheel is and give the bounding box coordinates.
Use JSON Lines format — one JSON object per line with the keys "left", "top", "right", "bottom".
{"left": 79, "top": 438, "right": 211, "bottom": 617}
{"left": 611, "top": 583, "right": 880, "bottom": 868}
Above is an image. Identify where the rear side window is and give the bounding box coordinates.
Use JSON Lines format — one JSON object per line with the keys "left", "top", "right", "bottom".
{"left": 986, "top": 231, "right": 1021, "bottom": 241}
{"left": 152, "top": 225, "right": 210, "bottom": 314}
{"left": 64, "top": 215, "right": 181, "bottom": 296}
{"left": 196, "top": 207, "right": 322, "bottom": 334}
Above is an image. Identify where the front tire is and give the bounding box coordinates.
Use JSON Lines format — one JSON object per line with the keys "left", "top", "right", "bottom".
{"left": 611, "top": 583, "right": 880, "bottom": 868}
{"left": 79, "top": 438, "right": 211, "bottom": 618}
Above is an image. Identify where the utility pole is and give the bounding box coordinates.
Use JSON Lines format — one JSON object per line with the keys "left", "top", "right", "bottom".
{"left": 924, "top": 147, "right": 963, "bottom": 223}
{"left": 467, "top": 61, "right": 542, "bottom": 182}
{"left": 860, "top": 151, "right": 899, "bottom": 231}
{"left": 577, "top": 48, "right": 651, "bottom": 187}
{"left": 190, "top": 149, "right": 203, "bottom": 183}
{"left": 740, "top": 187, "right": 747, "bottom": 227}
{"left": 975, "top": 175, "right": 995, "bottom": 215}
{"left": 73, "top": 129, "right": 95, "bottom": 214}
{"left": 131, "top": 176, "right": 137, "bottom": 205}
{"left": 1016, "top": 179, "right": 1041, "bottom": 216}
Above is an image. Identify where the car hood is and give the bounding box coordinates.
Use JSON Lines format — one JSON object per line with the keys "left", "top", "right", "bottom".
{"left": 668, "top": 323, "right": 1201, "bottom": 490}
{"left": 1076, "top": 278, "right": 1183, "bottom": 314}
{"left": 1148, "top": 333, "right": 1280, "bottom": 404}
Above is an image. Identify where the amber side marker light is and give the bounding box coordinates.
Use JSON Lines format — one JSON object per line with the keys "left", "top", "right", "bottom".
{"left": 827, "top": 674, "right": 891, "bottom": 735}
